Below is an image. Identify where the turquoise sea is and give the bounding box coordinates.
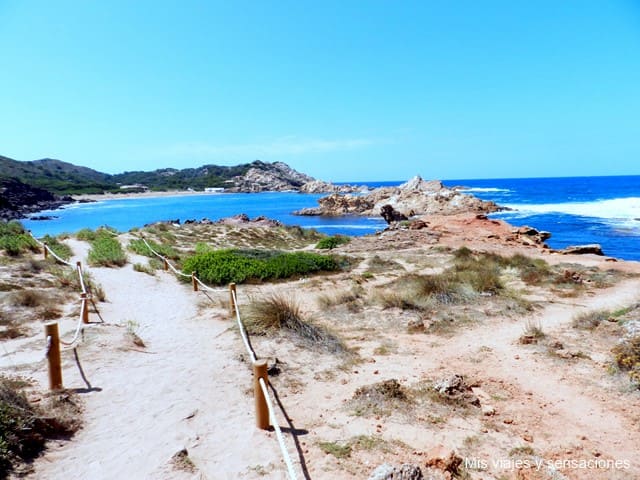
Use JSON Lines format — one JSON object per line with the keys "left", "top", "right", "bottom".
{"left": 23, "top": 175, "right": 640, "bottom": 261}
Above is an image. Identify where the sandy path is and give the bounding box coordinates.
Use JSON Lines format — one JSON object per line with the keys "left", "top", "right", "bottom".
{"left": 30, "top": 240, "right": 286, "bottom": 479}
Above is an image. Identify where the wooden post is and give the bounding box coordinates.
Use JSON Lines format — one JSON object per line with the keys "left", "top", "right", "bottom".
{"left": 229, "top": 283, "right": 237, "bottom": 316}
{"left": 163, "top": 258, "right": 168, "bottom": 271}
{"left": 44, "top": 322, "right": 63, "bottom": 391}
{"left": 43, "top": 243, "right": 48, "bottom": 260}
{"left": 81, "top": 293, "right": 89, "bottom": 324}
{"left": 253, "top": 359, "right": 270, "bottom": 430}
{"left": 192, "top": 272, "right": 198, "bottom": 291}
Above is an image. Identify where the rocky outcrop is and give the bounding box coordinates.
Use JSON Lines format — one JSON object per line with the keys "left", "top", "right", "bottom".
{"left": 559, "top": 244, "right": 604, "bottom": 256}
{"left": 380, "top": 204, "right": 408, "bottom": 224}
{"left": 509, "top": 225, "right": 552, "bottom": 247}
{"left": 295, "top": 193, "right": 375, "bottom": 216}
{"left": 227, "top": 161, "right": 315, "bottom": 192}
{"left": 294, "top": 175, "right": 501, "bottom": 217}
{"left": 0, "top": 177, "right": 72, "bottom": 221}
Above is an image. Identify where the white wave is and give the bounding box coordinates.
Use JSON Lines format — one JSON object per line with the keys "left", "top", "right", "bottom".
{"left": 460, "top": 187, "right": 512, "bottom": 193}
{"left": 503, "top": 197, "right": 640, "bottom": 221}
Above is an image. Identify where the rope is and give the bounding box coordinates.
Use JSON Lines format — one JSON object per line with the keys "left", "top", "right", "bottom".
{"left": 76, "top": 263, "right": 87, "bottom": 294}
{"left": 230, "top": 290, "right": 297, "bottom": 480}
{"left": 140, "top": 237, "right": 192, "bottom": 278}
{"left": 194, "top": 276, "right": 226, "bottom": 293}
{"left": 59, "top": 299, "right": 85, "bottom": 347}
{"left": 45, "top": 244, "right": 74, "bottom": 267}
{"left": 259, "top": 377, "right": 298, "bottom": 480}
{"left": 231, "top": 290, "right": 257, "bottom": 362}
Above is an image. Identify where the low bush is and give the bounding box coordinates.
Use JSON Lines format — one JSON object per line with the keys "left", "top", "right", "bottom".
{"left": 315, "top": 235, "right": 350, "bottom": 250}
{"left": 181, "top": 249, "right": 341, "bottom": 285}
{"left": 612, "top": 336, "right": 640, "bottom": 384}
{"left": 0, "top": 221, "right": 39, "bottom": 256}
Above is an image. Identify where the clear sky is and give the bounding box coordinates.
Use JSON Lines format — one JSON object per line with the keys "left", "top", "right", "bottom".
{"left": 1, "top": 1, "right": 639, "bottom": 182}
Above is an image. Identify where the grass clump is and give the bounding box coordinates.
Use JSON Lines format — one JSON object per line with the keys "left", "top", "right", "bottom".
{"left": 318, "top": 441, "right": 352, "bottom": 458}
{"left": 572, "top": 309, "right": 610, "bottom": 330}
{"left": 245, "top": 293, "right": 346, "bottom": 353}
{"left": 11, "top": 290, "right": 47, "bottom": 308}
{"left": 133, "top": 263, "right": 155, "bottom": 276}
{"left": 350, "top": 379, "right": 412, "bottom": 417}
{"left": 0, "top": 221, "right": 39, "bottom": 256}
{"left": 0, "top": 377, "right": 81, "bottom": 476}
{"left": 315, "top": 235, "right": 350, "bottom": 250}
{"left": 520, "top": 319, "right": 545, "bottom": 344}
{"left": 87, "top": 231, "right": 127, "bottom": 267}
{"left": 128, "top": 238, "right": 180, "bottom": 260}
{"left": 182, "top": 249, "right": 341, "bottom": 285}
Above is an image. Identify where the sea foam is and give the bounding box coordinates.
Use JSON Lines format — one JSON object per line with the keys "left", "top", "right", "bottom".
{"left": 502, "top": 197, "right": 640, "bottom": 221}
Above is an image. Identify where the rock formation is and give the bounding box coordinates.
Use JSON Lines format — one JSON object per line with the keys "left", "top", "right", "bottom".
{"left": 227, "top": 161, "right": 314, "bottom": 192}
{"left": 294, "top": 175, "right": 501, "bottom": 218}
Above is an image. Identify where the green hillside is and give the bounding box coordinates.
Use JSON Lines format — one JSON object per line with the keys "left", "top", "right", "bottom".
{"left": 0, "top": 156, "right": 268, "bottom": 195}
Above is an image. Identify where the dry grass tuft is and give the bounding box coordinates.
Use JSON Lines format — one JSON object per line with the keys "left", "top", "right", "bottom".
{"left": 572, "top": 309, "right": 610, "bottom": 330}
{"left": 246, "top": 293, "right": 347, "bottom": 353}
{"left": 519, "top": 319, "right": 545, "bottom": 344}
{"left": 11, "top": 290, "right": 47, "bottom": 308}
{"left": 350, "top": 379, "right": 412, "bottom": 417}
{"left": 0, "top": 377, "right": 82, "bottom": 476}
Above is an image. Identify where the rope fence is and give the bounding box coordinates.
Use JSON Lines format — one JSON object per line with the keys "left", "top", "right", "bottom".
{"left": 29, "top": 233, "right": 94, "bottom": 387}
{"left": 140, "top": 234, "right": 299, "bottom": 480}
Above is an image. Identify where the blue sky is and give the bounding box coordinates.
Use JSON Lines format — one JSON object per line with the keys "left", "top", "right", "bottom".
{"left": 1, "top": 1, "right": 639, "bottom": 182}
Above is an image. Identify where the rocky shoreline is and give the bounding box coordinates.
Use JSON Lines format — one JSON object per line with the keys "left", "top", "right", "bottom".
{"left": 0, "top": 177, "right": 73, "bottom": 221}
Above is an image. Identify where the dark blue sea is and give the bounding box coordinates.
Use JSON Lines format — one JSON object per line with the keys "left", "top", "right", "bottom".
{"left": 23, "top": 175, "right": 640, "bottom": 261}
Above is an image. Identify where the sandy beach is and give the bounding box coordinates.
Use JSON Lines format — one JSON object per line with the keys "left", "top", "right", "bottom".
{"left": 72, "top": 190, "right": 213, "bottom": 202}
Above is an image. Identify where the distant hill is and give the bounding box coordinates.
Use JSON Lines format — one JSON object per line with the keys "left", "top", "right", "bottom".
{"left": 0, "top": 156, "right": 316, "bottom": 195}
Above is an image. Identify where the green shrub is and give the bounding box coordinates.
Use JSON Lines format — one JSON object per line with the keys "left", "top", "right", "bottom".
{"left": 0, "top": 221, "right": 39, "bottom": 256}
{"left": 87, "top": 235, "right": 127, "bottom": 267}
{"left": 42, "top": 235, "right": 72, "bottom": 260}
{"left": 181, "top": 249, "right": 340, "bottom": 285}
{"left": 315, "top": 235, "right": 351, "bottom": 250}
